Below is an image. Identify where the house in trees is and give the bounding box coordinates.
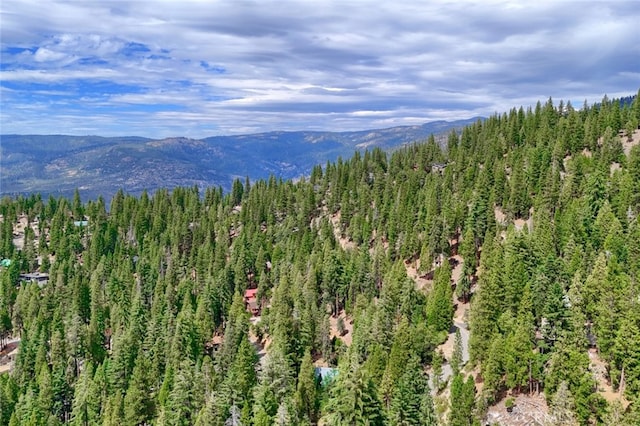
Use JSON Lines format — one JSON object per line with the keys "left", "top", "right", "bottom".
{"left": 244, "top": 288, "right": 260, "bottom": 316}
{"left": 19, "top": 272, "right": 49, "bottom": 286}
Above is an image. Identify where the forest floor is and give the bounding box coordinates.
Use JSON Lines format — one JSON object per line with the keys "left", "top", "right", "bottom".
{"left": 329, "top": 211, "right": 356, "bottom": 251}
{"left": 405, "top": 259, "right": 434, "bottom": 292}
{"left": 589, "top": 348, "right": 630, "bottom": 409}
{"left": 0, "top": 337, "right": 20, "bottom": 374}
{"left": 249, "top": 316, "right": 269, "bottom": 365}
{"left": 11, "top": 214, "right": 30, "bottom": 250}
{"left": 609, "top": 128, "right": 640, "bottom": 175}
{"left": 485, "top": 393, "right": 549, "bottom": 426}
{"left": 329, "top": 310, "right": 353, "bottom": 346}
{"left": 430, "top": 252, "right": 470, "bottom": 397}
{"left": 622, "top": 128, "right": 640, "bottom": 156}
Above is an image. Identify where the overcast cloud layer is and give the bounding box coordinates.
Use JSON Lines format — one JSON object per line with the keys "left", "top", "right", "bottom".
{"left": 1, "top": 0, "right": 639, "bottom": 137}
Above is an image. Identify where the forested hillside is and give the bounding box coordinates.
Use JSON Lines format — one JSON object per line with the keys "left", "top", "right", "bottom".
{"left": 1, "top": 91, "right": 640, "bottom": 425}
{"left": 0, "top": 118, "right": 476, "bottom": 202}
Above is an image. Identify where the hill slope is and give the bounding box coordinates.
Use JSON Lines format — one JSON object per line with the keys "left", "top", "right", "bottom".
{"left": 1, "top": 93, "right": 640, "bottom": 425}
{"left": 0, "top": 119, "right": 478, "bottom": 200}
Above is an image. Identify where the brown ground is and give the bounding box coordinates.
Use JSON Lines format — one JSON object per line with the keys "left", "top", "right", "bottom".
{"left": 329, "top": 310, "right": 353, "bottom": 346}
{"left": 0, "top": 339, "right": 20, "bottom": 375}
{"left": 494, "top": 207, "right": 507, "bottom": 226}
{"left": 610, "top": 162, "right": 622, "bottom": 175}
{"left": 11, "top": 214, "right": 46, "bottom": 252}
{"left": 406, "top": 258, "right": 433, "bottom": 292}
{"left": 485, "top": 393, "right": 549, "bottom": 426}
{"left": 329, "top": 211, "right": 356, "bottom": 251}
{"left": 622, "top": 128, "right": 640, "bottom": 156}
{"left": 588, "top": 348, "right": 630, "bottom": 408}
{"left": 249, "top": 316, "right": 269, "bottom": 362}
{"left": 495, "top": 206, "right": 533, "bottom": 234}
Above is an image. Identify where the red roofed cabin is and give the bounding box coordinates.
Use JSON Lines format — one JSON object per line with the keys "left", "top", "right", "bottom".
{"left": 244, "top": 288, "right": 260, "bottom": 316}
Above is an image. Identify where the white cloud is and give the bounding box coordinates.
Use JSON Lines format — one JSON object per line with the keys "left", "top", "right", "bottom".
{"left": 1, "top": 0, "right": 639, "bottom": 137}
{"left": 33, "top": 47, "right": 68, "bottom": 62}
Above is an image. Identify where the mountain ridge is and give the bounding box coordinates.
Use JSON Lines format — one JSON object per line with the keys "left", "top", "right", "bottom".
{"left": 0, "top": 118, "right": 481, "bottom": 201}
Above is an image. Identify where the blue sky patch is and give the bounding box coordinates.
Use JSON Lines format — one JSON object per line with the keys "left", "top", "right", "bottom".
{"left": 0, "top": 1, "right": 638, "bottom": 138}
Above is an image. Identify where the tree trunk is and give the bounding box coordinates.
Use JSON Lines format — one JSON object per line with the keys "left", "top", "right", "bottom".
{"left": 529, "top": 359, "right": 533, "bottom": 394}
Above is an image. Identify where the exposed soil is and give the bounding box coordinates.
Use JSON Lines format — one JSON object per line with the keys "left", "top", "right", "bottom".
{"left": 588, "top": 348, "right": 630, "bottom": 408}
{"left": 513, "top": 215, "right": 533, "bottom": 233}
{"left": 329, "top": 211, "right": 356, "bottom": 251}
{"left": 249, "top": 316, "right": 269, "bottom": 363}
{"left": 11, "top": 214, "right": 46, "bottom": 252}
{"left": 485, "top": 393, "right": 549, "bottom": 426}
{"left": 0, "top": 338, "right": 20, "bottom": 375}
{"left": 450, "top": 254, "right": 464, "bottom": 290}
{"left": 431, "top": 251, "right": 470, "bottom": 399}
{"left": 329, "top": 310, "right": 353, "bottom": 346}
{"left": 406, "top": 259, "right": 433, "bottom": 292}
{"left": 610, "top": 162, "right": 622, "bottom": 175}
{"left": 494, "top": 207, "right": 507, "bottom": 226}
{"left": 622, "top": 128, "right": 640, "bottom": 156}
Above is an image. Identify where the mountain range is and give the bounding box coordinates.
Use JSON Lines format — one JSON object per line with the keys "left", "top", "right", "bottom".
{"left": 0, "top": 118, "right": 480, "bottom": 201}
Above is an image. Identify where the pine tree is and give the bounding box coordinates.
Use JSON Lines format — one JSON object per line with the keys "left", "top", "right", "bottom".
{"left": 123, "top": 352, "right": 156, "bottom": 425}
{"left": 448, "top": 373, "right": 475, "bottom": 426}
{"left": 388, "top": 356, "right": 435, "bottom": 425}
{"left": 322, "top": 354, "right": 385, "bottom": 426}
{"left": 546, "top": 381, "right": 579, "bottom": 426}
{"left": 451, "top": 329, "right": 463, "bottom": 377}
{"left": 427, "top": 261, "right": 453, "bottom": 338}
{"left": 380, "top": 318, "right": 412, "bottom": 406}
{"left": 295, "top": 349, "right": 318, "bottom": 423}
{"left": 164, "top": 360, "right": 198, "bottom": 426}
{"left": 69, "top": 362, "right": 93, "bottom": 426}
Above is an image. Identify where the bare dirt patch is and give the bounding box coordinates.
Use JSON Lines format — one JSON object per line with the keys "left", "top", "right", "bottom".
{"left": 513, "top": 219, "right": 527, "bottom": 232}
{"left": 406, "top": 259, "right": 433, "bottom": 292}
{"left": 329, "top": 311, "right": 353, "bottom": 346}
{"left": 495, "top": 206, "right": 533, "bottom": 232}
{"left": 588, "top": 348, "right": 629, "bottom": 408}
{"left": 329, "top": 211, "right": 356, "bottom": 251}
{"left": 494, "top": 207, "right": 507, "bottom": 226}
{"left": 0, "top": 338, "right": 20, "bottom": 375}
{"left": 622, "top": 128, "right": 640, "bottom": 156}
{"left": 249, "top": 316, "right": 269, "bottom": 363}
{"left": 513, "top": 210, "right": 533, "bottom": 233}
{"left": 450, "top": 255, "right": 463, "bottom": 287}
{"left": 610, "top": 162, "right": 622, "bottom": 175}
{"left": 485, "top": 393, "right": 548, "bottom": 426}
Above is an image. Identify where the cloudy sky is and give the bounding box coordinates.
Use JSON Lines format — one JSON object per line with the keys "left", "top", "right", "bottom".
{"left": 1, "top": 1, "right": 639, "bottom": 138}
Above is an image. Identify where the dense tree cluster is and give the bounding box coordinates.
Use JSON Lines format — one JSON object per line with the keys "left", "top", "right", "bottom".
{"left": 0, "top": 90, "right": 639, "bottom": 424}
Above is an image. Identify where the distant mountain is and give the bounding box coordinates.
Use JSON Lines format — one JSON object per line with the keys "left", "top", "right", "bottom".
{"left": 0, "top": 118, "right": 481, "bottom": 201}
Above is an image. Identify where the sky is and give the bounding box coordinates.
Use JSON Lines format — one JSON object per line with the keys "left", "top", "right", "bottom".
{"left": 1, "top": 1, "right": 639, "bottom": 138}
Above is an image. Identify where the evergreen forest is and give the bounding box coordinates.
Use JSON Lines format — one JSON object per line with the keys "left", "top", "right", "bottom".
{"left": 1, "top": 91, "right": 640, "bottom": 425}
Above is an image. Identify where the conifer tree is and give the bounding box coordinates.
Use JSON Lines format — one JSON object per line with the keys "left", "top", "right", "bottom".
{"left": 388, "top": 356, "right": 435, "bottom": 425}
{"left": 448, "top": 373, "right": 475, "bottom": 426}
{"left": 322, "top": 353, "right": 385, "bottom": 426}
{"left": 295, "top": 349, "right": 318, "bottom": 424}
{"left": 451, "top": 328, "right": 463, "bottom": 377}
{"left": 427, "top": 261, "right": 453, "bottom": 338}
{"left": 123, "top": 351, "right": 156, "bottom": 425}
